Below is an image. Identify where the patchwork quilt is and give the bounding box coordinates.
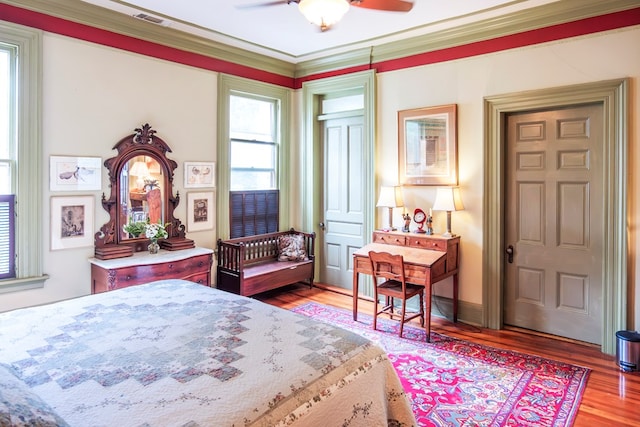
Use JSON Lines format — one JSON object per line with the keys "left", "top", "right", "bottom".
{"left": 0, "top": 280, "right": 416, "bottom": 426}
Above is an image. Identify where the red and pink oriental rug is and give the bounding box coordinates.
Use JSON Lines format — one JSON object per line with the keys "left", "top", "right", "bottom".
{"left": 291, "top": 303, "right": 589, "bottom": 427}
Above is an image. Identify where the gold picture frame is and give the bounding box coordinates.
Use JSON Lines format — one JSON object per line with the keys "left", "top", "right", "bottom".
{"left": 398, "top": 104, "right": 458, "bottom": 185}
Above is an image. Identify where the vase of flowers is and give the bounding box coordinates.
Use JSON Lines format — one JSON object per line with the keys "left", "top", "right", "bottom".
{"left": 145, "top": 221, "right": 169, "bottom": 254}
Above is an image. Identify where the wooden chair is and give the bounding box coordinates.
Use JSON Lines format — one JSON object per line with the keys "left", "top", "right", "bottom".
{"left": 368, "top": 251, "right": 425, "bottom": 338}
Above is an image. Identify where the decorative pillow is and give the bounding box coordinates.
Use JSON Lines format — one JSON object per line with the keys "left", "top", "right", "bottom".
{"left": 277, "top": 234, "right": 308, "bottom": 261}
{"left": 0, "top": 364, "right": 69, "bottom": 427}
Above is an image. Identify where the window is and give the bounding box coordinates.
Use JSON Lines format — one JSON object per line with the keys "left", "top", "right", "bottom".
{"left": 230, "top": 95, "right": 277, "bottom": 190}
{"left": 217, "top": 74, "right": 291, "bottom": 239}
{"left": 0, "top": 22, "right": 47, "bottom": 292}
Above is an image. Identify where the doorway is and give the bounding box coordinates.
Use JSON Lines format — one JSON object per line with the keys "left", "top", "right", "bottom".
{"left": 318, "top": 114, "right": 365, "bottom": 289}
{"left": 301, "top": 70, "right": 376, "bottom": 296}
{"left": 504, "top": 104, "right": 604, "bottom": 344}
{"left": 483, "top": 79, "right": 628, "bottom": 354}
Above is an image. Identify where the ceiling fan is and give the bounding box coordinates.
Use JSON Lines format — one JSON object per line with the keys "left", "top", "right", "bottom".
{"left": 239, "top": 0, "right": 414, "bottom": 32}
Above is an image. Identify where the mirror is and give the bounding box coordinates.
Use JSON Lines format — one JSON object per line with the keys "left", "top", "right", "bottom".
{"left": 121, "top": 156, "right": 165, "bottom": 239}
{"left": 94, "top": 124, "right": 193, "bottom": 259}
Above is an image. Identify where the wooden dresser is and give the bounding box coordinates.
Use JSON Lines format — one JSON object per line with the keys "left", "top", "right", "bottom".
{"left": 89, "top": 247, "right": 213, "bottom": 293}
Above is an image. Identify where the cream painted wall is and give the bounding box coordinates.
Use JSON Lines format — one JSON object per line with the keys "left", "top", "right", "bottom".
{"left": 0, "top": 33, "right": 218, "bottom": 312}
{"left": 376, "top": 27, "right": 640, "bottom": 328}
{"left": 2, "top": 25, "right": 638, "bottom": 332}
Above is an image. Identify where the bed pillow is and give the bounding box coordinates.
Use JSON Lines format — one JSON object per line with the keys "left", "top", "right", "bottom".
{"left": 0, "top": 364, "right": 69, "bottom": 427}
{"left": 277, "top": 234, "right": 308, "bottom": 261}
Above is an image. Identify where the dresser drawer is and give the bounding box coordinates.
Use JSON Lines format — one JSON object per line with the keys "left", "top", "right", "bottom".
{"left": 407, "top": 237, "right": 447, "bottom": 251}
{"left": 91, "top": 250, "right": 213, "bottom": 293}
{"left": 372, "top": 232, "right": 406, "bottom": 246}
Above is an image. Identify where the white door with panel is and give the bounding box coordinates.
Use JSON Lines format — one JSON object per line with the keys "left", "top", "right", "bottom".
{"left": 319, "top": 114, "right": 365, "bottom": 290}
{"left": 504, "top": 104, "right": 603, "bottom": 344}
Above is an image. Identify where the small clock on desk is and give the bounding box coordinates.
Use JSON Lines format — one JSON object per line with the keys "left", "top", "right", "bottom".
{"left": 413, "top": 208, "right": 427, "bottom": 233}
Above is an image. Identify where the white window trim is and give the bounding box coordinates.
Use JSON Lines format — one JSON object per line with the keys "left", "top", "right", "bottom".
{"left": 217, "top": 74, "right": 291, "bottom": 240}
{"left": 0, "top": 21, "right": 48, "bottom": 293}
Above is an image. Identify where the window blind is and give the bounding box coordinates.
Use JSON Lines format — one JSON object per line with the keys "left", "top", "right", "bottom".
{"left": 0, "top": 194, "right": 15, "bottom": 279}
{"left": 230, "top": 190, "right": 279, "bottom": 238}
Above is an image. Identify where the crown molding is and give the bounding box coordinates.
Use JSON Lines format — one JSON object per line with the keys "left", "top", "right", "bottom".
{"left": 296, "top": 0, "right": 640, "bottom": 77}
{"left": 2, "top": 0, "right": 637, "bottom": 82}
{"left": 1, "top": 0, "right": 296, "bottom": 78}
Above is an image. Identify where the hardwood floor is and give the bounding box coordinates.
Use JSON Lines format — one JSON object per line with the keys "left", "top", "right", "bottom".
{"left": 255, "top": 283, "right": 640, "bottom": 426}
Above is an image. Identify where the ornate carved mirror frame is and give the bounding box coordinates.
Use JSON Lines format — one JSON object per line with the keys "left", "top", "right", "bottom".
{"left": 94, "top": 124, "right": 193, "bottom": 259}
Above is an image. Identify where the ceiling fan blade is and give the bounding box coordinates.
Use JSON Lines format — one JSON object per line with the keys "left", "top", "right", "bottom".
{"left": 235, "top": 0, "right": 299, "bottom": 10}
{"left": 350, "top": 0, "right": 413, "bottom": 12}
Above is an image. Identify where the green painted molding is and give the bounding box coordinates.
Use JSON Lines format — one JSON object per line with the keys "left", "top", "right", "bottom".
{"left": 1, "top": 0, "right": 295, "bottom": 78}
{"left": 4, "top": 0, "right": 637, "bottom": 80}
{"left": 431, "top": 296, "right": 484, "bottom": 327}
{"left": 0, "top": 21, "right": 49, "bottom": 293}
{"left": 216, "top": 74, "right": 291, "bottom": 241}
{"left": 301, "top": 70, "right": 376, "bottom": 284}
{"left": 483, "top": 78, "right": 628, "bottom": 355}
{"left": 369, "top": 0, "right": 640, "bottom": 65}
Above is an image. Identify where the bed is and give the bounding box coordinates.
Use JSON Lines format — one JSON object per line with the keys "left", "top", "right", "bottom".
{"left": 0, "top": 279, "right": 416, "bottom": 426}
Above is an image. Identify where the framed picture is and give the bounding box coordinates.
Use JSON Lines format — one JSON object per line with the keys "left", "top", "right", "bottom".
{"left": 50, "top": 156, "right": 102, "bottom": 191}
{"left": 184, "top": 161, "right": 215, "bottom": 188}
{"left": 187, "top": 191, "right": 214, "bottom": 232}
{"left": 50, "top": 195, "right": 94, "bottom": 250}
{"left": 398, "top": 104, "right": 458, "bottom": 185}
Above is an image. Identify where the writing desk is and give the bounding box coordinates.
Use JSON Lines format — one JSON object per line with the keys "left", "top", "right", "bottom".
{"left": 352, "top": 232, "right": 460, "bottom": 341}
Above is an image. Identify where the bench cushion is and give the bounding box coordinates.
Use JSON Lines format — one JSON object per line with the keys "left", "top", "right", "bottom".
{"left": 277, "top": 234, "right": 308, "bottom": 261}
{"left": 244, "top": 259, "right": 312, "bottom": 278}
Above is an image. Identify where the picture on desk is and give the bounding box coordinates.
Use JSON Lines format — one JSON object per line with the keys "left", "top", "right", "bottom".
{"left": 187, "top": 191, "right": 214, "bottom": 232}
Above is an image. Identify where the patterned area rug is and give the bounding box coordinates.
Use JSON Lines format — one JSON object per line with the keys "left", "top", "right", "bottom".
{"left": 291, "top": 302, "right": 589, "bottom": 427}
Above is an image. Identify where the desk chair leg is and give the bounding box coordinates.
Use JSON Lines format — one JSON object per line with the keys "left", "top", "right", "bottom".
{"left": 373, "top": 292, "right": 379, "bottom": 331}
{"left": 453, "top": 273, "right": 459, "bottom": 323}
{"left": 399, "top": 299, "right": 407, "bottom": 337}
{"left": 419, "top": 291, "right": 425, "bottom": 328}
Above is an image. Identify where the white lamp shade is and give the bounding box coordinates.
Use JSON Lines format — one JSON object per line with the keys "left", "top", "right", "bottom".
{"left": 129, "top": 161, "right": 150, "bottom": 178}
{"left": 432, "top": 187, "right": 464, "bottom": 212}
{"left": 376, "top": 186, "right": 404, "bottom": 208}
{"left": 298, "top": 0, "right": 350, "bottom": 30}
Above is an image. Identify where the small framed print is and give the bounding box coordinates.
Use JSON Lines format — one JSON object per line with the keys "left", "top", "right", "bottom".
{"left": 50, "top": 156, "right": 102, "bottom": 191}
{"left": 398, "top": 104, "right": 458, "bottom": 186}
{"left": 184, "top": 161, "right": 215, "bottom": 188}
{"left": 187, "top": 191, "right": 214, "bottom": 232}
{"left": 50, "top": 195, "right": 94, "bottom": 250}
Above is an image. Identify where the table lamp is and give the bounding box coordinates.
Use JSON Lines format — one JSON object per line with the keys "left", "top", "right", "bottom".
{"left": 376, "top": 186, "right": 403, "bottom": 231}
{"left": 129, "top": 160, "right": 150, "bottom": 191}
{"left": 432, "top": 187, "right": 464, "bottom": 237}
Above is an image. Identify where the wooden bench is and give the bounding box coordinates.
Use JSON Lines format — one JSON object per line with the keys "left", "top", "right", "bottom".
{"left": 216, "top": 228, "right": 315, "bottom": 296}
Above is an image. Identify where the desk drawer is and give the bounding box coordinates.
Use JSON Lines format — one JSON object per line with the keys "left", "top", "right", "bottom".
{"left": 372, "top": 232, "right": 406, "bottom": 246}
{"left": 407, "top": 237, "right": 447, "bottom": 251}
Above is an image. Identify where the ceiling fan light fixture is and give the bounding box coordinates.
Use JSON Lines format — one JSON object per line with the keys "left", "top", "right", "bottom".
{"left": 298, "top": 0, "right": 350, "bottom": 31}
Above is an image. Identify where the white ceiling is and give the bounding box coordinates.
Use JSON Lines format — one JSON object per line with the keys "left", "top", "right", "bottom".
{"left": 81, "top": 0, "right": 559, "bottom": 62}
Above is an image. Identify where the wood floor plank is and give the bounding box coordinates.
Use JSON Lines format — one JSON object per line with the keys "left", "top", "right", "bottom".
{"left": 255, "top": 283, "right": 640, "bottom": 426}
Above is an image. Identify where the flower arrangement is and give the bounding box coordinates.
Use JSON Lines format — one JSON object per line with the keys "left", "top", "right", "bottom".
{"left": 145, "top": 221, "right": 169, "bottom": 243}
{"left": 123, "top": 218, "right": 169, "bottom": 243}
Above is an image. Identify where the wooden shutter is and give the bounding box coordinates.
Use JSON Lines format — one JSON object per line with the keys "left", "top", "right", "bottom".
{"left": 230, "top": 190, "right": 279, "bottom": 238}
{"left": 0, "top": 194, "right": 15, "bottom": 279}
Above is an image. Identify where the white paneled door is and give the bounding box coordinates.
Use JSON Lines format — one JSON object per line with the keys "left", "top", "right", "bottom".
{"left": 319, "top": 115, "right": 365, "bottom": 291}
{"left": 504, "top": 104, "right": 603, "bottom": 344}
